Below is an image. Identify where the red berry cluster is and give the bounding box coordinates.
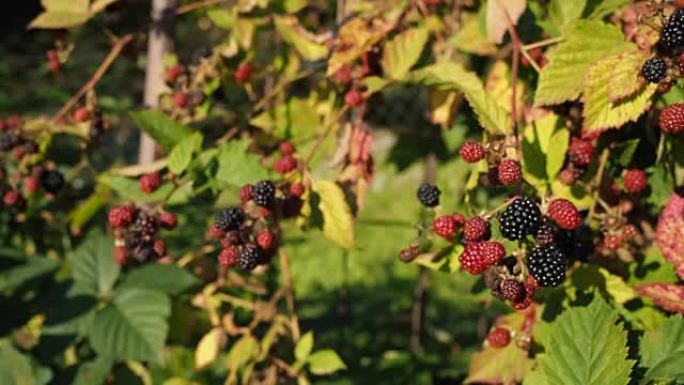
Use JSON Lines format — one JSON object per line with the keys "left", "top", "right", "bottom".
{"left": 162, "top": 62, "right": 207, "bottom": 118}
{"left": 559, "top": 138, "right": 594, "bottom": 186}
{"left": 108, "top": 204, "right": 178, "bottom": 265}
{"left": 47, "top": 49, "right": 62, "bottom": 75}
{"left": 0, "top": 118, "right": 65, "bottom": 214}
{"left": 274, "top": 141, "right": 299, "bottom": 174}
{"left": 459, "top": 141, "right": 522, "bottom": 186}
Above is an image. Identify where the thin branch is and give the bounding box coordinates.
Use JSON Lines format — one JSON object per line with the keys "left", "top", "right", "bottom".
{"left": 500, "top": 2, "right": 521, "bottom": 161}
{"left": 278, "top": 248, "right": 301, "bottom": 341}
{"left": 52, "top": 34, "right": 134, "bottom": 122}
{"left": 587, "top": 148, "right": 610, "bottom": 221}
{"left": 176, "top": 0, "right": 228, "bottom": 15}
{"left": 522, "top": 36, "right": 564, "bottom": 51}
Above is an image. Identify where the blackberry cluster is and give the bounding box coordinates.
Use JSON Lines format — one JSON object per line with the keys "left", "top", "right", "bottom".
{"left": 641, "top": 57, "right": 668, "bottom": 83}
{"left": 416, "top": 183, "right": 440, "bottom": 208}
{"left": 135, "top": 212, "right": 158, "bottom": 237}
{"left": 251, "top": 180, "right": 276, "bottom": 207}
{"left": 214, "top": 206, "right": 245, "bottom": 231}
{"left": 526, "top": 244, "right": 567, "bottom": 287}
{"left": 236, "top": 244, "right": 263, "bottom": 271}
{"left": 498, "top": 198, "right": 542, "bottom": 240}
{"left": 108, "top": 205, "right": 177, "bottom": 265}
{"left": 660, "top": 9, "right": 684, "bottom": 51}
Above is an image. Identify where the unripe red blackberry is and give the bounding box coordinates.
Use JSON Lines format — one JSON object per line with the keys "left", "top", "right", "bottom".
{"left": 279, "top": 141, "right": 295, "bottom": 156}
{"left": 344, "top": 89, "right": 364, "bottom": 108}
{"left": 501, "top": 279, "right": 523, "bottom": 302}
{"left": 432, "top": 215, "right": 457, "bottom": 240}
{"left": 497, "top": 159, "right": 522, "bottom": 185}
{"left": 139, "top": 172, "right": 161, "bottom": 194}
{"left": 257, "top": 231, "right": 275, "bottom": 249}
{"left": 534, "top": 219, "right": 557, "bottom": 245}
{"left": 210, "top": 224, "right": 225, "bottom": 239}
{"left": 3, "top": 190, "right": 22, "bottom": 207}
{"left": 332, "top": 65, "right": 353, "bottom": 85}
{"left": 172, "top": 92, "right": 188, "bottom": 108}
{"left": 451, "top": 213, "right": 466, "bottom": 226}
{"left": 108, "top": 205, "right": 136, "bottom": 228}
{"left": 459, "top": 141, "right": 485, "bottom": 163}
{"left": 459, "top": 241, "right": 504, "bottom": 274}
{"left": 547, "top": 199, "right": 581, "bottom": 230}
{"left": 219, "top": 246, "right": 238, "bottom": 267}
{"left": 114, "top": 246, "right": 129, "bottom": 265}
{"left": 398, "top": 245, "right": 420, "bottom": 263}
{"left": 463, "top": 216, "right": 490, "bottom": 242}
{"left": 274, "top": 155, "right": 297, "bottom": 174}
{"left": 622, "top": 169, "right": 648, "bottom": 193}
{"left": 559, "top": 168, "right": 577, "bottom": 186}
{"left": 165, "top": 64, "right": 183, "bottom": 83}
{"left": 659, "top": 103, "right": 684, "bottom": 133}
{"left": 568, "top": 138, "right": 594, "bottom": 166}
{"left": 153, "top": 239, "right": 166, "bottom": 256}
{"left": 289, "top": 182, "right": 305, "bottom": 197}
{"left": 23, "top": 177, "right": 40, "bottom": 195}
{"left": 603, "top": 233, "right": 624, "bottom": 251}
{"left": 239, "top": 184, "right": 253, "bottom": 203}
{"left": 234, "top": 62, "right": 252, "bottom": 83}
{"left": 159, "top": 212, "right": 178, "bottom": 230}
{"left": 487, "top": 327, "right": 511, "bottom": 348}
{"left": 73, "top": 107, "right": 90, "bottom": 122}
{"left": 622, "top": 224, "right": 638, "bottom": 239}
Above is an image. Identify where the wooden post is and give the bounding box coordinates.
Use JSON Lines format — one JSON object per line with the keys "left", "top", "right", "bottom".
{"left": 138, "top": 0, "right": 178, "bottom": 164}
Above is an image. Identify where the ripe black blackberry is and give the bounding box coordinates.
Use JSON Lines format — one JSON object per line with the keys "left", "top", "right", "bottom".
{"left": 136, "top": 243, "right": 159, "bottom": 263}
{"left": 237, "top": 244, "right": 262, "bottom": 271}
{"left": 498, "top": 198, "right": 542, "bottom": 241}
{"left": 135, "top": 213, "right": 159, "bottom": 236}
{"left": 660, "top": 9, "right": 684, "bottom": 51}
{"left": 0, "top": 133, "right": 18, "bottom": 151}
{"left": 416, "top": 183, "right": 440, "bottom": 208}
{"left": 40, "top": 170, "right": 64, "bottom": 194}
{"left": 641, "top": 57, "right": 667, "bottom": 83}
{"left": 215, "top": 206, "right": 245, "bottom": 231}
{"left": 251, "top": 180, "right": 276, "bottom": 207}
{"left": 526, "top": 244, "right": 567, "bottom": 287}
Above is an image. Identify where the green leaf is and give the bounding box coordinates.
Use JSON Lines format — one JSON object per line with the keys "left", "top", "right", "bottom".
{"left": 613, "top": 139, "right": 640, "bottom": 167}
{"left": 168, "top": 132, "right": 203, "bottom": 175}
{"left": 273, "top": 15, "right": 327, "bottom": 60}
{"left": 130, "top": 110, "right": 194, "bottom": 151}
{"left": 117, "top": 264, "right": 199, "bottom": 296}
{"left": 647, "top": 166, "right": 674, "bottom": 208}
{"left": 534, "top": 20, "right": 633, "bottom": 106}
{"left": 71, "top": 230, "right": 119, "bottom": 297}
{"left": 520, "top": 113, "right": 566, "bottom": 191}
{"left": 0, "top": 250, "right": 58, "bottom": 295}
{"left": 549, "top": 0, "right": 586, "bottom": 33}
{"left": 582, "top": 51, "right": 656, "bottom": 133}
{"left": 68, "top": 184, "right": 110, "bottom": 234}
{"left": 249, "top": 98, "right": 320, "bottom": 139}
{"left": 284, "top": 0, "right": 309, "bottom": 13}
{"left": 546, "top": 126, "right": 570, "bottom": 180}
{"left": 449, "top": 12, "right": 497, "bottom": 56}
{"left": 381, "top": 27, "right": 429, "bottom": 80}
{"left": 312, "top": 181, "right": 355, "bottom": 249}
{"left": 73, "top": 355, "right": 113, "bottom": 385}
{"left": 28, "top": 12, "right": 90, "bottom": 29}
{"left": 408, "top": 62, "right": 512, "bottom": 135}
{"left": 89, "top": 288, "right": 170, "bottom": 362}
{"left": 98, "top": 174, "right": 174, "bottom": 202}
{"left": 585, "top": 0, "right": 631, "bottom": 19}
{"left": 307, "top": 350, "right": 346, "bottom": 375}
{"left": 226, "top": 334, "right": 259, "bottom": 372}
{"left": 207, "top": 8, "right": 234, "bottom": 29}
{"left": 536, "top": 296, "right": 634, "bottom": 385}
{"left": 640, "top": 315, "right": 684, "bottom": 383}
{"left": 295, "top": 332, "right": 314, "bottom": 361}
{"left": 0, "top": 341, "right": 39, "bottom": 385}
{"left": 215, "top": 140, "right": 271, "bottom": 187}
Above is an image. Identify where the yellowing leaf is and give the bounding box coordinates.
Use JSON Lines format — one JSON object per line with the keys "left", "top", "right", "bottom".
{"left": 312, "top": 181, "right": 354, "bottom": 249}
{"left": 599, "top": 268, "right": 637, "bottom": 304}
{"left": 609, "top": 50, "right": 647, "bottom": 102}
{"left": 381, "top": 27, "right": 429, "bottom": 80}
{"left": 486, "top": 0, "right": 526, "bottom": 44}
{"left": 226, "top": 334, "right": 259, "bottom": 372}
{"left": 29, "top": 12, "right": 90, "bottom": 29}
{"left": 582, "top": 52, "right": 656, "bottom": 134}
{"left": 408, "top": 62, "right": 512, "bottom": 135}
{"left": 249, "top": 98, "right": 321, "bottom": 139}
{"left": 274, "top": 15, "right": 328, "bottom": 61}
{"left": 485, "top": 61, "right": 525, "bottom": 120}
{"left": 428, "top": 90, "right": 462, "bottom": 127}
{"left": 195, "top": 328, "right": 225, "bottom": 370}
{"left": 449, "top": 12, "right": 497, "bottom": 56}
{"left": 326, "top": 17, "right": 392, "bottom": 76}
{"left": 534, "top": 20, "right": 633, "bottom": 106}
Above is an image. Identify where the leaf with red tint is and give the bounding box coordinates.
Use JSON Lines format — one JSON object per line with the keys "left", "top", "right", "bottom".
{"left": 656, "top": 192, "right": 684, "bottom": 280}
{"left": 637, "top": 283, "right": 684, "bottom": 314}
